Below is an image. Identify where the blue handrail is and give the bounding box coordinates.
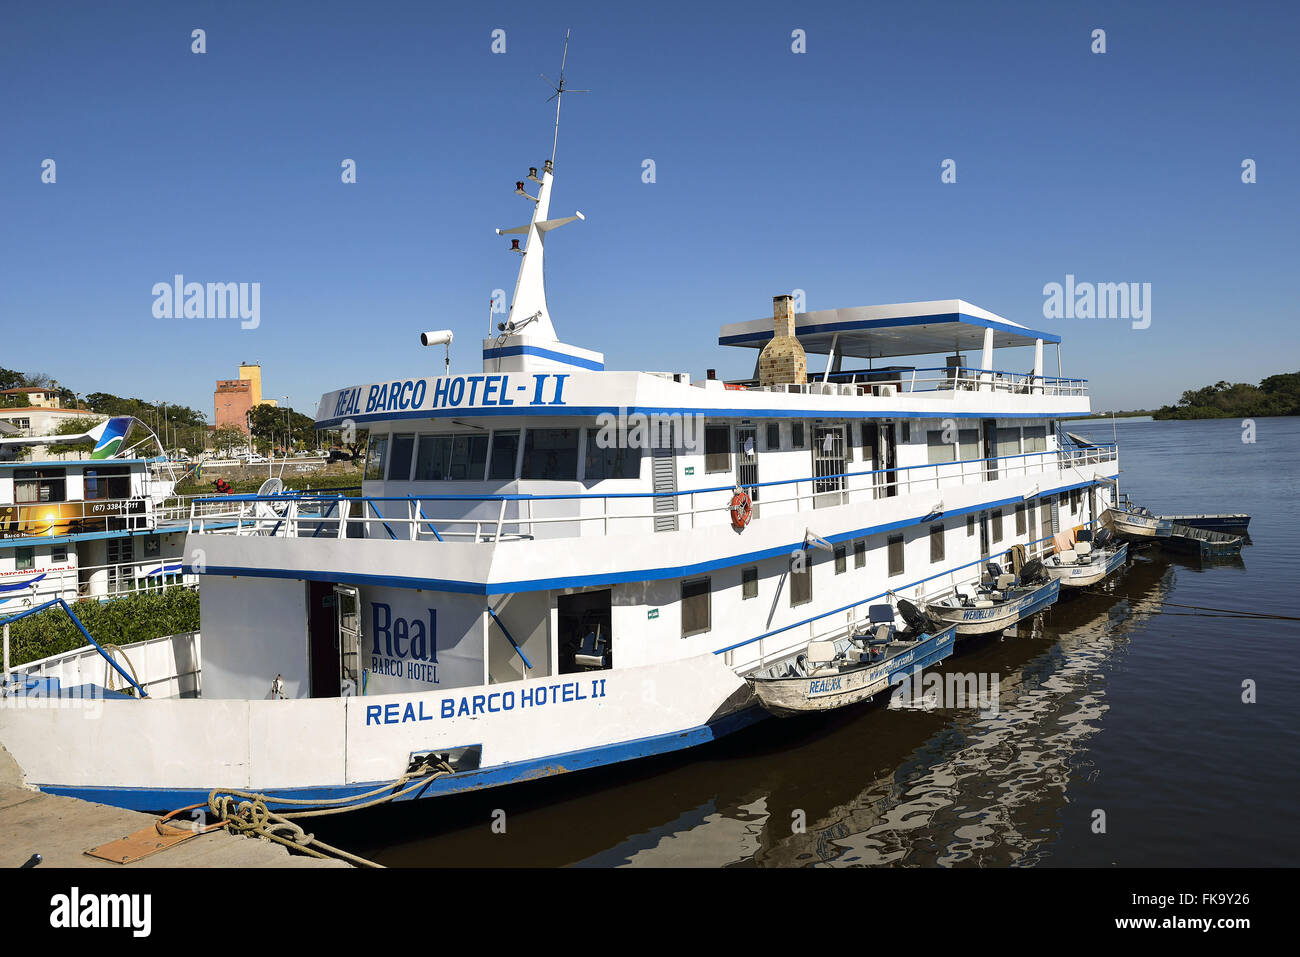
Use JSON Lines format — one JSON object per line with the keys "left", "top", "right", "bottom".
{"left": 0, "top": 598, "right": 149, "bottom": 698}
{"left": 486, "top": 607, "right": 532, "bottom": 670}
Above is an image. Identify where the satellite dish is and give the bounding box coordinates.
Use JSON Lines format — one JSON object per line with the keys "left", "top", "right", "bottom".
{"left": 257, "top": 478, "right": 284, "bottom": 497}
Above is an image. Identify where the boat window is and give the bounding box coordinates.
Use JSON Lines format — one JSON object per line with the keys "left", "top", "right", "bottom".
{"left": 967, "top": 514, "right": 976, "bottom": 537}
{"left": 996, "top": 427, "right": 1022, "bottom": 459}
{"left": 487, "top": 430, "right": 521, "bottom": 480}
{"left": 930, "top": 524, "right": 945, "bottom": 563}
{"left": 1015, "top": 503, "right": 1027, "bottom": 535}
{"left": 681, "top": 577, "right": 711, "bottom": 637}
{"left": 364, "top": 435, "right": 388, "bottom": 482}
{"left": 926, "top": 430, "right": 956, "bottom": 464}
{"left": 853, "top": 540, "right": 866, "bottom": 568}
{"left": 791, "top": 422, "right": 806, "bottom": 450}
{"left": 14, "top": 468, "right": 67, "bottom": 504}
{"left": 834, "top": 544, "right": 847, "bottom": 574}
{"left": 887, "top": 534, "right": 904, "bottom": 576}
{"left": 992, "top": 509, "right": 1004, "bottom": 543}
{"left": 522, "top": 428, "right": 579, "bottom": 480}
{"left": 901, "top": 423, "right": 911, "bottom": 443}
{"left": 450, "top": 434, "right": 488, "bottom": 479}
{"left": 84, "top": 466, "right": 131, "bottom": 501}
{"left": 388, "top": 434, "right": 416, "bottom": 481}
{"left": 741, "top": 566, "right": 758, "bottom": 599}
{"left": 958, "top": 429, "right": 980, "bottom": 461}
{"left": 790, "top": 555, "right": 812, "bottom": 606}
{"left": 765, "top": 422, "right": 780, "bottom": 451}
{"left": 584, "top": 432, "right": 641, "bottom": 481}
{"left": 51, "top": 544, "right": 68, "bottom": 563}
{"left": 144, "top": 535, "right": 160, "bottom": 558}
{"left": 15, "top": 547, "right": 34, "bottom": 571}
{"left": 415, "top": 435, "right": 453, "bottom": 480}
{"left": 703, "top": 424, "right": 730, "bottom": 473}
{"left": 1023, "top": 426, "right": 1047, "bottom": 453}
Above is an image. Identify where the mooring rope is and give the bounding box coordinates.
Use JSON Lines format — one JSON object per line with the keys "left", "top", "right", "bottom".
{"left": 197, "top": 755, "right": 454, "bottom": 868}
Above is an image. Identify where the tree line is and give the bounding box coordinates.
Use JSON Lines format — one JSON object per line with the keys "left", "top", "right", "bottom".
{"left": 1154, "top": 371, "right": 1300, "bottom": 419}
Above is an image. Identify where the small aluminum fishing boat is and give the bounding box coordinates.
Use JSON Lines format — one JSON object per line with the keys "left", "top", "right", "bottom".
{"left": 1043, "top": 529, "right": 1129, "bottom": 589}
{"left": 1155, "top": 513, "right": 1251, "bottom": 534}
{"left": 925, "top": 560, "right": 1060, "bottom": 637}
{"left": 747, "top": 601, "right": 956, "bottom": 717}
{"left": 1106, "top": 505, "right": 1172, "bottom": 539}
{"left": 1161, "top": 522, "right": 1245, "bottom": 559}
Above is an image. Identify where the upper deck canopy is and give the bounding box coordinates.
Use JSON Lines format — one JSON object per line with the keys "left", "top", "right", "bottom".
{"left": 718, "top": 299, "right": 1060, "bottom": 359}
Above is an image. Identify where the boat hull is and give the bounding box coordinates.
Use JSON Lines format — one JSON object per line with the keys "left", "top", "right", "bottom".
{"left": 1044, "top": 543, "right": 1128, "bottom": 589}
{"left": 747, "top": 626, "right": 956, "bottom": 717}
{"left": 926, "top": 579, "right": 1060, "bottom": 637}
{"left": 1156, "top": 514, "right": 1250, "bottom": 533}
{"left": 1108, "top": 509, "right": 1172, "bottom": 538}
{"left": 0, "top": 652, "right": 763, "bottom": 813}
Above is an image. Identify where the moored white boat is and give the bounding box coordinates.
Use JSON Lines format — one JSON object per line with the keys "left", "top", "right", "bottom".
{"left": 925, "top": 564, "right": 1060, "bottom": 637}
{"left": 1042, "top": 531, "right": 1128, "bottom": 589}
{"left": 0, "top": 42, "right": 1123, "bottom": 814}
{"left": 747, "top": 601, "right": 955, "bottom": 716}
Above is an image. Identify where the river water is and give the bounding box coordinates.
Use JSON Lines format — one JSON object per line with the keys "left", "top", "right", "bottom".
{"left": 321, "top": 416, "right": 1300, "bottom": 867}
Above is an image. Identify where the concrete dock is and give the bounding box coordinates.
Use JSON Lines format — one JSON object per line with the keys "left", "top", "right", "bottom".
{"left": 0, "top": 742, "right": 348, "bottom": 868}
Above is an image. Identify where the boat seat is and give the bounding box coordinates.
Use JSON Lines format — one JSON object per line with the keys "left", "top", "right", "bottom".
{"left": 807, "top": 640, "right": 838, "bottom": 670}
{"left": 974, "top": 599, "right": 995, "bottom": 608}
{"left": 574, "top": 627, "right": 608, "bottom": 669}
{"left": 1074, "top": 541, "right": 1093, "bottom": 557}
{"left": 996, "top": 573, "right": 1016, "bottom": 591}
{"left": 1058, "top": 549, "right": 1077, "bottom": 564}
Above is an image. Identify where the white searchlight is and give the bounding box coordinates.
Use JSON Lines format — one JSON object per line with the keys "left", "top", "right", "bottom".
{"left": 420, "top": 329, "right": 454, "bottom": 375}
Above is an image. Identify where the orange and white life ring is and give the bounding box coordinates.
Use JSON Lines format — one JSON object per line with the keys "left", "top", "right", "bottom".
{"left": 730, "top": 489, "right": 753, "bottom": 529}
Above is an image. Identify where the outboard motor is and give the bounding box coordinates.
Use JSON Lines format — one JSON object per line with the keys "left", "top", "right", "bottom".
{"left": 1019, "top": 558, "right": 1046, "bottom": 583}
{"left": 896, "top": 598, "right": 938, "bottom": 638}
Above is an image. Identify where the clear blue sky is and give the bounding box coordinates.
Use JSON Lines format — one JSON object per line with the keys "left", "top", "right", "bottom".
{"left": 3, "top": 0, "right": 1297, "bottom": 418}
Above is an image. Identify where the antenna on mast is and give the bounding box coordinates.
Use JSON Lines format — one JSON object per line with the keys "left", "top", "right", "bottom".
{"left": 541, "top": 29, "right": 588, "bottom": 167}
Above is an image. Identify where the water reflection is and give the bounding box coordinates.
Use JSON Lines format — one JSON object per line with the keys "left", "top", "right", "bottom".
{"left": 586, "top": 557, "right": 1175, "bottom": 867}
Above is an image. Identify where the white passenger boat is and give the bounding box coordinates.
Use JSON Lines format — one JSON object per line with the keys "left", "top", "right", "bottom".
{"left": 748, "top": 600, "right": 956, "bottom": 716}
{"left": 0, "top": 51, "right": 1122, "bottom": 812}
{"left": 0, "top": 417, "right": 193, "bottom": 609}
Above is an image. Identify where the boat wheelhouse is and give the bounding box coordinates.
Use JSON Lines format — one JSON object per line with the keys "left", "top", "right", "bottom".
{"left": 0, "top": 65, "right": 1122, "bottom": 812}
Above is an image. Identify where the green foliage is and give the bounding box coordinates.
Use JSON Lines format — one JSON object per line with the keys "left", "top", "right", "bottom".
{"left": 51, "top": 415, "right": 102, "bottom": 454}
{"left": 4, "top": 588, "right": 200, "bottom": 667}
{"left": 247, "top": 404, "right": 317, "bottom": 452}
{"left": 1154, "top": 371, "right": 1300, "bottom": 419}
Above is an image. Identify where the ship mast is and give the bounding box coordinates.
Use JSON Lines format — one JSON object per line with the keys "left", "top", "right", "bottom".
{"left": 493, "top": 30, "right": 588, "bottom": 344}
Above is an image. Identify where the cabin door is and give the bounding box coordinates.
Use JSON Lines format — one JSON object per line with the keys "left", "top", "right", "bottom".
{"left": 875, "top": 424, "right": 898, "bottom": 497}
{"left": 735, "top": 425, "right": 759, "bottom": 515}
{"left": 335, "top": 585, "right": 362, "bottom": 696}
{"left": 812, "top": 425, "right": 847, "bottom": 508}
{"left": 983, "top": 419, "right": 998, "bottom": 481}
{"left": 307, "top": 581, "right": 340, "bottom": 698}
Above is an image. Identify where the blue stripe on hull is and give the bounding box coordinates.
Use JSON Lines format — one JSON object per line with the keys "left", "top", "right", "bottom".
{"left": 35, "top": 705, "right": 769, "bottom": 814}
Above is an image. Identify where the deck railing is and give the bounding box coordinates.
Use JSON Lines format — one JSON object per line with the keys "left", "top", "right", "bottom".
{"left": 187, "top": 442, "right": 1117, "bottom": 543}
{"left": 728, "top": 366, "right": 1089, "bottom": 397}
